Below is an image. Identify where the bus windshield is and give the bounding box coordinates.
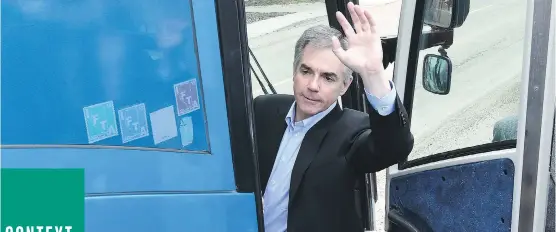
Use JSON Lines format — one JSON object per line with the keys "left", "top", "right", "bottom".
{"left": 409, "top": 0, "right": 526, "bottom": 160}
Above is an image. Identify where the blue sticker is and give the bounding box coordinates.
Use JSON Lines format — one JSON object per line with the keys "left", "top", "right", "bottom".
{"left": 118, "top": 103, "right": 149, "bottom": 144}
{"left": 174, "top": 79, "right": 201, "bottom": 116}
{"left": 83, "top": 101, "right": 119, "bottom": 143}
{"left": 179, "top": 116, "right": 194, "bottom": 147}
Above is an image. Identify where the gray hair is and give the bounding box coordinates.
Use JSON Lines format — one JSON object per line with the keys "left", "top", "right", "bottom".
{"left": 293, "top": 25, "right": 353, "bottom": 84}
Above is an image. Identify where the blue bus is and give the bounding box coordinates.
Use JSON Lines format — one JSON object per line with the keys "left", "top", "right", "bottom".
{"left": 2, "top": 0, "right": 554, "bottom": 231}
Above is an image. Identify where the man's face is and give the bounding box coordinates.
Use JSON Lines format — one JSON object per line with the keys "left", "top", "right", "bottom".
{"left": 293, "top": 45, "right": 351, "bottom": 120}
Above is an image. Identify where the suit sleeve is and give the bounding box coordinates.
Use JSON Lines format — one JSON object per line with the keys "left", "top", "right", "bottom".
{"left": 346, "top": 95, "right": 414, "bottom": 173}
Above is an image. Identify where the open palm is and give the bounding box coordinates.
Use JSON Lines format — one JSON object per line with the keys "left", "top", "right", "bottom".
{"left": 332, "top": 2, "right": 384, "bottom": 76}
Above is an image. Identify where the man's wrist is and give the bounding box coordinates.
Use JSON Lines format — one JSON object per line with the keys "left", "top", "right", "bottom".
{"left": 361, "top": 69, "right": 391, "bottom": 98}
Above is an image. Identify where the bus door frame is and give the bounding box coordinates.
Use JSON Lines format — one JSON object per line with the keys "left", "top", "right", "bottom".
{"left": 386, "top": 0, "right": 555, "bottom": 231}
{"left": 215, "top": 0, "right": 267, "bottom": 231}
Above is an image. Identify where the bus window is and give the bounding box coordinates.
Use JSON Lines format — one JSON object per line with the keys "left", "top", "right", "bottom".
{"left": 407, "top": 0, "right": 527, "bottom": 161}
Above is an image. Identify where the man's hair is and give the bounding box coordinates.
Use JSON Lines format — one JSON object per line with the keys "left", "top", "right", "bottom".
{"left": 293, "top": 25, "right": 353, "bottom": 84}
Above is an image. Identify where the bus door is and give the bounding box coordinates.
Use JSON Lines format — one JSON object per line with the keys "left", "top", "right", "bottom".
{"left": 246, "top": 0, "right": 401, "bottom": 230}
{"left": 1, "top": 0, "right": 264, "bottom": 231}
{"left": 385, "top": 0, "right": 555, "bottom": 231}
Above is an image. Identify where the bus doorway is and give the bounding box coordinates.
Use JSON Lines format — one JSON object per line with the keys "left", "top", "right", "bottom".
{"left": 384, "top": 0, "right": 555, "bottom": 231}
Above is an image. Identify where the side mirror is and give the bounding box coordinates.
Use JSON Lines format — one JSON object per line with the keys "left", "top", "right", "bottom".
{"left": 423, "top": 0, "right": 470, "bottom": 29}
{"left": 422, "top": 54, "right": 452, "bottom": 95}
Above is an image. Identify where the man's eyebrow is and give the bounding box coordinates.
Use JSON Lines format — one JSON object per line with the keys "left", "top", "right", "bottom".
{"left": 299, "top": 64, "right": 337, "bottom": 78}
{"left": 322, "top": 72, "right": 338, "bottom": 79}
{"left": 300, "top": 64, "right": 311, "bottom": 69}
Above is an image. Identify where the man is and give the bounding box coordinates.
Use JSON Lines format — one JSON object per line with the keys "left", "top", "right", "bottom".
{"left": 253, "top": 2, "right": 414, "bottom": 232}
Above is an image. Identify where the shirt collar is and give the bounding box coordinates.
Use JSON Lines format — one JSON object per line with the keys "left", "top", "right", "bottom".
{"left": 285, "top": 101, "right": 337, "bottom": 130}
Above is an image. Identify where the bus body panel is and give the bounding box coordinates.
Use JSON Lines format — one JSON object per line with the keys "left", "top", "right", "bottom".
{"left": 84, "top": 193, "right": 257, "bottom": 232}
{"left": 2, "top": 148, "right": 236, "bottom": 193}
{"left": 1, "top": 0, "right": 259, "bottom": 230}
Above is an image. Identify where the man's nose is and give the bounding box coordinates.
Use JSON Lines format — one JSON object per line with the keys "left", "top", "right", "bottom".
{"left": 307, "top": 75, "right": 319, "bottom": 91}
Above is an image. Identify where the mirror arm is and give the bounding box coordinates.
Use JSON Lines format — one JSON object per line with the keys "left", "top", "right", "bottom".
{"left": 420, "top": 28, "right": 454, "bottom": 51}
{"left": 379, "top": 28, "right": 453, "bottom": 69}
{"left": 438, "top": 47, "right": 448, "bottom": 57}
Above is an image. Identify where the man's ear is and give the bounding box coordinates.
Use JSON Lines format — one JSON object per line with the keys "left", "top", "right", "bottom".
{"left": 339, "top": 78, "right": 353, "bottom": 95}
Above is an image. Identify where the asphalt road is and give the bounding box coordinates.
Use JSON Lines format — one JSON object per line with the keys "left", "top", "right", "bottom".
{"left": 248, "top": 0, "right": 527, "bottom": 230}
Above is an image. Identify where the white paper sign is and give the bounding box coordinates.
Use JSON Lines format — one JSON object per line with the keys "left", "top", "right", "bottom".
{"left": 150, "top": 105, "right": 178, "bottom": 145}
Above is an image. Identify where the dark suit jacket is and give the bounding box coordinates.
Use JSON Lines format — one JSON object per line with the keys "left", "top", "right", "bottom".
{"left": 253, "top": 94, "right": 414, "bottom": 232}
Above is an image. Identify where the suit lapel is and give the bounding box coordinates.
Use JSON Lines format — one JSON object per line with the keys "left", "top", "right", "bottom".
{"left": 289, "top": 104, "right": 342, "bottom": 203}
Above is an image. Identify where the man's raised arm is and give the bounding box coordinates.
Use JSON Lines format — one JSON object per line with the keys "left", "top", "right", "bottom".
{"left": 332, "top": 2, "right": 414, "bottom": 173}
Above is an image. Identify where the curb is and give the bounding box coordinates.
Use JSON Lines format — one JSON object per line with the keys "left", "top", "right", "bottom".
{"left": 246, "top": 0, "right": 402, "bottom": 39}
{"left": 360, "top": 0, "right": 398, "bottom": 5}
{"left": 247, "top": 10, "right": 327, "bottom": 39}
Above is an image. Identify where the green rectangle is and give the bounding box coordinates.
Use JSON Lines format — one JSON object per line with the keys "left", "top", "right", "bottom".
{"left": 1, "top": 169, "right": 85, "bottom": 232}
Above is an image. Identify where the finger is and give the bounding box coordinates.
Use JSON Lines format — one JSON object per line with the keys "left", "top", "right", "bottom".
{"left": 354, "top": 5, "right": 370, "bottom": 32}
{"left": 331, "top": 36, "right": 347, "bottom": 61}
{"left": 364, "top": 10, "right": 377, "bottom": 34}
{"left": 347, "top": 3, "right": 362, "bottom": 33}
{"left": 336, "top": 11, "right": 355, "bottom": 37}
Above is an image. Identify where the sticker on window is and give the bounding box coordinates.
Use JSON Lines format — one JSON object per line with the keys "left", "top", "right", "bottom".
{"left": 179, "top": 116, "right": 194, "bottom": 147}
{"left": 174, "top": 79, "right": 201, "bottom": 116}
{"left": 150, "top": 105, "right": 178, "bottom": 145}
{"left": 83, "top": 101, "right": 119, "bottom": 143}
{"left": 118, "top": 103, "right": 149, "bottom": 144}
